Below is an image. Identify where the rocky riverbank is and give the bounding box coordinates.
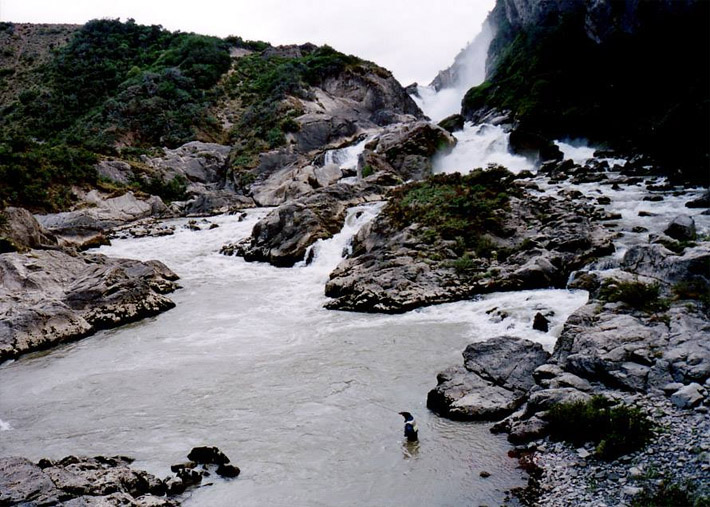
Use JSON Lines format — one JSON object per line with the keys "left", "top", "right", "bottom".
{"left": 0, "top": 207, "right": 179, "bottom": 364}
{"left": 420, "top": 158, "right": 710, "bottom": 504}
{"left": 0, "top": 446, "right": 240, "bottom": 506}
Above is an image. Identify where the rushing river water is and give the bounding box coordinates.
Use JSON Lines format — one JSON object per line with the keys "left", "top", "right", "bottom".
{"left": 0, "top": 200, "right": 592, "bottom": 505}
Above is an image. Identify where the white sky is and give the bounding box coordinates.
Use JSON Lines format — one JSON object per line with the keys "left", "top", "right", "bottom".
{"left": 0, "top": 0, "right": 494, "bottom": 86}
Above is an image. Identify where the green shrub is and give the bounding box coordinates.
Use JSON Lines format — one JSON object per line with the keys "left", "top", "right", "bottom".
{"left": 631, "top": 480, "right": 710, "bottom": 507}
{"left": 599, "top": 280, "right": 669, "bottom": 313}
{"left": 673, "top": 279, "right": 710, "bottom": 305}
{"left": 384, "top": 166, "right": 518, "bottom": 255}
{"left": 546, "top": 396, "right": 654, "bottom": 460}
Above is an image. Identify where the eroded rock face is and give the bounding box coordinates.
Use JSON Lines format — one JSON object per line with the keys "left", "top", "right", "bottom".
{"left": 0, "top": 250, "right": 179, "bottom": 363}
{"left": 0, "top": 456, "right": 175, "bottom": 507}
{"left": 427, "top": 336, "right": 550, "bottom": 421}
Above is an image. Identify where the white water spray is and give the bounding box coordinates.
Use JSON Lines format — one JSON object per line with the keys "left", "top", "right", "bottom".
{"left": 434, "top": 123, "right": 534, "bottom": 175}
{"left": 0, "top": 419, "right": 11, "bottom": 431}
{"left": 413, "top": 21, "right": 494, "bottom": 122}
{"left": 323, "top": 136, "right": 371, "bottom": 170}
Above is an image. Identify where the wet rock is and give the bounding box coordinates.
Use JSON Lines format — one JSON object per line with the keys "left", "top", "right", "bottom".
{"left": 685, "top": 190, "right": 710, "bottom": 209}
{"left": 367, "top": 121, "right": 456, "bottom": 181}
{"left": 228, "top": 182, "right": 381, "bottom": 267}
{"left": 187, "top": 446, "right": 230, "bottom": 465}
{"left": 664, "top": 214, "right": 696, "bottom": 241}
{"left": 0, "top": 456, "right": 175, "bottom": 506}
{"left": 480, "top": 470, "right": 492, "bottom": 478}
{"left": 0, "top": 250, "right": 179, "bottom": 363}
{"left": 508, "top": 128, "right": 563, "bottom": 163}
{"left": 533, "top": 312, "right": 550, "bottom": 332}
{"left": 438, "top": 114, "right": 465, "bottom": 133}
{"left": 216, "top": 464, "right": 240, "bottom": 478}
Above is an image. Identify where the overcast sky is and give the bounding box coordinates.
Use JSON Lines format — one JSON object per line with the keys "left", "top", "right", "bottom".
{"left": 1, "top": 0, "right": 494, "bottom": 86}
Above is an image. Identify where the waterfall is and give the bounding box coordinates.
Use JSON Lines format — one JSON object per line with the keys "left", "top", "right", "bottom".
{"left": 413, "top": 20, "right": 495, "bottom": 122}
{"left": 298, "top": 202, "right": 384, "bottom": 276}
{"left": 434, "top": 123, "right": 534, "bottom": 175}
{"left": 322, "top": 136, "right": 372, "bottom": 170}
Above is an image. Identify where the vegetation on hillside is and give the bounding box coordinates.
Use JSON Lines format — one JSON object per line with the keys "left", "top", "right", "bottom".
{"left": 223, "top": 44, "right": 369, "bottom": 170}
{"left": 463, "top": 2, "right": 709, "bottom": 181}
{"left": 0, "top": 19, "right": 238, "bottom": 210}
{"left": 0, "top": 18, "right": 377, "bottom": 211}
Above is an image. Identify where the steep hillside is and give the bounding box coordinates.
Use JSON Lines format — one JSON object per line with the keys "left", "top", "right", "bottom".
{"left": 460, "top": 0, "right": 709, "bottom": 182}
{"left": 0, "top": 19, "right": 420, "bottom": 212}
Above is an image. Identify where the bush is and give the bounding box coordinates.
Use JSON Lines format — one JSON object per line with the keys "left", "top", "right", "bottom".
{"left": 631, "top": 480, "right": 710, "bottom": 507}
{"left": 140, "top": 175, "right": 187, "bottom": 203}
{"left": 599, "top": 280, "right": 669, "bottom": 313}
{"left": 384, "top": 166, "right": 518, "bottom": 255}
{"left": 546, "top": 396, "right": 654, "bottom": 460}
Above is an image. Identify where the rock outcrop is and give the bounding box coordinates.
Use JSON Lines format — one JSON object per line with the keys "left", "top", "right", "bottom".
{"left": 0, "top": 456, "right": 175, "bottom": 506}
{"left": 325, "top": 170, "right": 613, "bottom": 313}
{"left": 427, "top": 336, "right": 550, "bottom": 420}
{"left": 0, "top": 207, "right": 58, "bottom": 253}
{"left": 0, "top": 249, "right": 179, "bottom": 363}
{"left": 36, "top": 191, "right": 169, "bottom": 249}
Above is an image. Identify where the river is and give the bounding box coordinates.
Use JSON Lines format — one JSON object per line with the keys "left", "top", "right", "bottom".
{"left": 0, "top": 199, "right": 591, "bottom": 505}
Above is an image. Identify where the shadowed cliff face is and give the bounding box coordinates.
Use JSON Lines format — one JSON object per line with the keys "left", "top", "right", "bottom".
{"left": 462, "top": 0, "right": 709, "bottom": 183}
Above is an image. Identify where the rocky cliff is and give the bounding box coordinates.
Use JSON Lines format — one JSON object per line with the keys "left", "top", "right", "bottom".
{"left": 460, "top": 0, "right": 709, "bottom": 182}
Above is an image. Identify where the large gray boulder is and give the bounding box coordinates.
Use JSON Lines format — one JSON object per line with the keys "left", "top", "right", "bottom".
{"left": 664, "top": 214, "right": 697, "bottom": 241}
{"left": 0, "top": 250, "right": 179, "bottom": 363}
{"left": 427, "top": 336, "right": 550, "bottom": 421}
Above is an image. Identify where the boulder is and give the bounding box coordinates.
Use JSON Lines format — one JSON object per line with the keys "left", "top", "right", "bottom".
{"left": 462, "top": 336, "right": 550, "bottom": 391}
{"left": 187, "top": 446, "right": 230, "bottom": 465}
{"left": 685, "top": 190, "right": 710, "bottom": 209}
{"left": 36, "top": 191, "right": 168, "bottom": 247}
{"left": 427, "top": 366, "right": 524, "bottom": 421}
{"left": 508, "top": 127, "right": 563, "bottom": 164}
{"left": 533, "top": 312, "right": 550, "bottom": 332}
{"left": 0, "top": 207, "right": 58, "bottom": 253}
{"left": 0, "top": 250, "right": 179, "bottom": 363}
{"left": 227, "top": 182, "right": 381, "bottom": 267}
{"left": 664, "top": 214, "right": 696, "bottom": 241}
{"left": 669, "top": 383, "right": 706, "bottom": 409}
{"left": 369, "top": 121, "right": 456, "bottom": 181}
{"left": 438, "top": 114, "right": 465, "bottom": 133}
{"left": 427, "top": 336, "right": 550, "bottom": 421}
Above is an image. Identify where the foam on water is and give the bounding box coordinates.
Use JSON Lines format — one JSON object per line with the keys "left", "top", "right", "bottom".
{"left": 0, "top": 419, "right": 11, "bottom": 431}
{"left": 434, "top": 123, "right": 534, "bottom": 174}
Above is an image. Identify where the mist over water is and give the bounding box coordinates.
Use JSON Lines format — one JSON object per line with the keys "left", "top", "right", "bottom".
{"left": 413, "top": 21, "right": 494, "bottom": 122}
